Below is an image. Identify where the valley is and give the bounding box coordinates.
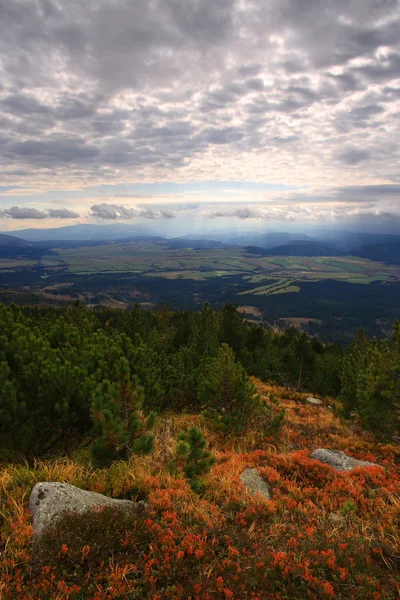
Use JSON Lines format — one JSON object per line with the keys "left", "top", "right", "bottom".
{"left": 1, "top": 236, "right": 400, "bottom": 344}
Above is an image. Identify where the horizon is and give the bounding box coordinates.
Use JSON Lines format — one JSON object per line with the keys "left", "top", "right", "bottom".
{"left": 4, "top": 220, "right": 400, "bottom": 243}
{"left": 1, "top": 1, "right": 400, "bottom": 233}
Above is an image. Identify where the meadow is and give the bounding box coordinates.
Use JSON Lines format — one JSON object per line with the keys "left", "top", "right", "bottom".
{"left": 55, "top": 245, "right": 400, "bottom": 287}
{"left": 1, "top": 380, "right": 399, "bottom": 600}
{"left": 1, "top": 242, "right": 398, "bottom": 293}
{"left": 2, "top": 242, "right": 400, "bottom": 343}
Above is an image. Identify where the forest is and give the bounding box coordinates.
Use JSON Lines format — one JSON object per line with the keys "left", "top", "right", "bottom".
{"left": 0, "top": 301, "right": 399, "bottom": 464}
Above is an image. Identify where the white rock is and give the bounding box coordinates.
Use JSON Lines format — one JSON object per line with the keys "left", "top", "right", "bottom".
{"left": 306, "top": 396, "right": 323, "bottom": 406}
{"left": 310, "top": 449, "right": 382, "bottom": 472}
{"left": 29, "top": 481, "right": 140, "bottom": 536}
{"left": 329, "top": 512, "right": 344, "bottom": 525}
{"left": 240, "top": 468, "right": 271, "bottom": 500}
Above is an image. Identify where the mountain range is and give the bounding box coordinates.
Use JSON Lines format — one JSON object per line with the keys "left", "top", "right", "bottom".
{"left": 2, "top": 226, "right": 400, "bottom": 264}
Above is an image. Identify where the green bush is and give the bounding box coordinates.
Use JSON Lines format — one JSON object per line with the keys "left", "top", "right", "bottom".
{"left": 174, "top": 427, "right": 216, "bottom": 492}
{"left": 198, "top": 344, "right": 261, "bottom": 433}
{"left": 90, "top": 358, "right": 155, "bottom": 467}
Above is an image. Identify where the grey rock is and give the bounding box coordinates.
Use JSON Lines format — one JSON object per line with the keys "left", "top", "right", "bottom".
{"left": 240, "top": 468, "right": 271, "bottom": 500}
{"left": 306, "top": 396, "right": 323, "bottom": 406}
{"left": 329, "top": 512, "right": 344, "bottom": 525}
{"left": 29, "top": 481, "right": 139, "bottom": 536}
{"left": 310, "top": 449, "right": 382, "bottom": 472}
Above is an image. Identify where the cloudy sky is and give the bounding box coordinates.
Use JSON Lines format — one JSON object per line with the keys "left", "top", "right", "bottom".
{"left": 1, "top": 0, "right": 400, "bottom": 234}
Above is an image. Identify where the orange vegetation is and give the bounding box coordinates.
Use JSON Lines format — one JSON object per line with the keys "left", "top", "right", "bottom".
{"left": 0, "top": 380, "right": 399, "bottom": 599}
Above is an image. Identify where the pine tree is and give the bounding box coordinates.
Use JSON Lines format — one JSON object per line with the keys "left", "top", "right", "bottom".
{"left": 0, "top": 362, "right": 20, "bottom": 458}
{"left": 356, "top": 323, "right": 400, "bottom": 438}
{"left": 193, "top": 303, "right": 220, "bottom": 359}
{"left": 198, "top": 343, "right": 261, "bottom": 433}
{"left": 90, "top": 358, "right": 155, "bottom": 467}
{"left": 312, "top": 347, "right": 343, "bottom": 397}
{"left": 175, "top": 427, "right": 216, "bottom": 492}
{"left": 218, "top": 303, "right": 248, "bottom": 360}
{"left": 340, "top": 329, "right": 368, "bottom": 417}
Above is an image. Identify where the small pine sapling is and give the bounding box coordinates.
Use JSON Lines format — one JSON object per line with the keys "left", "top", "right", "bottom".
{"left": 174, "top": 427, "right": 216, "bottom": 492}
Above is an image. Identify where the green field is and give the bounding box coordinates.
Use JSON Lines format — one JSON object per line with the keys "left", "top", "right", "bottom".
{"left": 2, "top": 243, "right": 400, "bottom": 296}
{"left": 0, "top": 258, "right": 40, "bottom": 270}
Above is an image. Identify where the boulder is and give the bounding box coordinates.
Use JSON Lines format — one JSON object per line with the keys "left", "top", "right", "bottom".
{"left": 328, "top": 512, "right": 344, "bottom": 525}
{"left": 306, "top": 396, "right": 323, "bottom": 406}
{"left": 310, "top": 449, "right": 382, "bottom": 472}
{"left": 29, "top": 481, "right": 141, "bottom": 536}
{"left": 240, "top": 468, "right": 271, "bottom": 500}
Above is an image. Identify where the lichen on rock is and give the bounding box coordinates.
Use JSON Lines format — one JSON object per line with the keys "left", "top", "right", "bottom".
{"left": 29, "top": 481, "right": 141, "bottom": 536}
{"left": 310, "top": 449, "right": 382, "bottom": 472}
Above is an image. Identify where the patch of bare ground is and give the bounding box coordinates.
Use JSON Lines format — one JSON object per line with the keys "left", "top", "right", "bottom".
{"left": 278, "top": 317, "right": 322, "bottom": 331}
{"left": 237, "top": 305, "right": 263, "bottom": 319}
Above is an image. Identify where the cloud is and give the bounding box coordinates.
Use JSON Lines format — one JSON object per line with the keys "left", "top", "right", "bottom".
{"left": 336, "top": 148, "right": 371, "bottom": 165}
{"left": 47, "top": 208, "right": 80, "bottom": 218}
{"left": 0, "top": 0, "right": 399, "bottom": 223}
{"left": 0, "top": 206, "right": 80, "bottom": 219}
{"left": 335, "top": 184, "right": 400, "bottom": 200}
{"left": 0, "top": 206, "right": 47, "bottom": 219}
{"left": 90, "top": 203, "right": 137, "bottom": 220}
{"left": 201, "top": 205, "right": 311, "bottom": 221}
{"left": 90, "top": 203, "right": 176, "bottom": 220}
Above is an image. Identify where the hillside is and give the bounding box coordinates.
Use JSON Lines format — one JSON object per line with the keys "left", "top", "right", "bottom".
{"left": 245, "top": 241, "right": 341, "bottom": 257}
{"left": 1, "top": 238, "right": 400, "bottom": 344}
{"left": 1, "top": 380, "right": 399, "bottom": 599}
{"left": 350, "top": 243, "right": 400, "bottom": 265}
{"left": 0, "top": 233, "right": 53, "bottom": 260}
{"left": 0, "top": 303, "right": 399, "bottom": 599}
{"left": 0, "top": 233, "right": 27, "bottom": 246}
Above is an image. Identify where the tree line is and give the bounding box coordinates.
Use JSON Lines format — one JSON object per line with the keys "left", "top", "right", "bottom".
{"left": 0, "top": 301, "right": 398, "bottom": 463}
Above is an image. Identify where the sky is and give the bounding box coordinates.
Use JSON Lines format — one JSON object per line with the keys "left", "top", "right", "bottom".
{"left": 0, "top": 0, "right": 400, "bottom": 234}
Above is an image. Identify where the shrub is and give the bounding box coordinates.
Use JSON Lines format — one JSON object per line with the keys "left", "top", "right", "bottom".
{"left": 198, "top": 344, "right": 262, "bottom": 433}
{"left": 174, "top": 427, "right": 216, "bottom": 492}
{"left": 90, "top": 358, "right": 155, "bottom": 467}
{"left": 340, "top": 500, "right": 358, "bottom": 517}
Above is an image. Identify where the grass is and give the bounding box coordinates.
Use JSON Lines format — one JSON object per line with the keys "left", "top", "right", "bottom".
{"left": 269, "top": 284, "right": 300, "bottom": 295}
{"left": 238, "top": 280, "right": 298, "bottom": 296}
{"left": 143, "top": 270, "right": 232, "bottom": 280}
{"left": 1, "top": 244, "right": 400, "bottom": 300}
{"left": 1, "top": 380, "right": 399, "bottom": 599}
{"left": 0, "top": 259, "right": 39, "bottom": 269}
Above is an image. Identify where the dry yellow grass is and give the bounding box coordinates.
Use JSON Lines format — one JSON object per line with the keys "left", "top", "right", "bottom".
{"left": 0, "top": 379, "right": 399, "bottom": 599}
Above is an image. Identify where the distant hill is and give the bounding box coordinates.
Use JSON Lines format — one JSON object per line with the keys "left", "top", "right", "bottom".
{"left": 349, "top": 243, "right": 400, "bottom": 265}
{"left": 1, "top": 223, "right": 146, "bottom": 242}
{"left": 0, "top": 233, "right": 57, "bottom": 259}
{"left": 0, "top": 233, "right": 27, "bottom": 246}
{"left": 245, "top": 241, "right": 342, "bottom": 257}
{"left": 227, "top": 231, "right": 313, "bottom": 248}
{"left": 166, "top": 238, "right": 229, "bottom": 249}
{"left": 315, "top": 230, "right": 400, "bottom": 251}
